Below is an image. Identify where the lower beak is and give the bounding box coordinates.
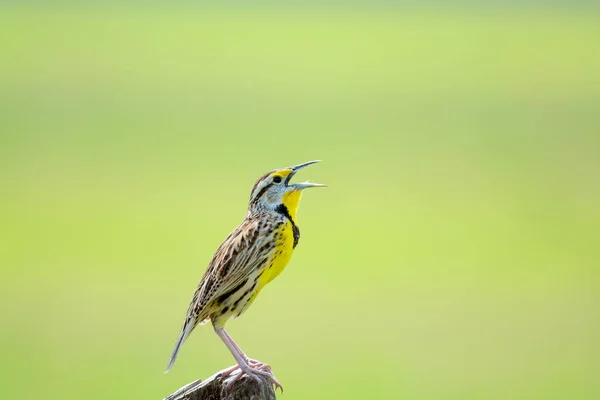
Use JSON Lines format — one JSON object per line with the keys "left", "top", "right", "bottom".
{"left": 286, "top": 160, "right": 327, "bottom": 189}
{"left": 290, "top": 182, "right": 327, "bottom": 189}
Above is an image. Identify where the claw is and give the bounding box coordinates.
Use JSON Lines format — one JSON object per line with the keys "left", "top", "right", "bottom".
{"left": 219, "top": 362, "right": 283, "bottom": 393}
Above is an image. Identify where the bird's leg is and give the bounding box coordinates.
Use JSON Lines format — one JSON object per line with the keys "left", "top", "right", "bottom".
{"left": 215, "top": 327, "right": 282, "bottom": 391}
{"left": 215, "top": 329, "right": 253, "bottom": 383}
{"left": 217, "top": 328, "right": 282, "bottom": 391}
{"left": 221, "top": 330, "right": 272, "bottom": 373}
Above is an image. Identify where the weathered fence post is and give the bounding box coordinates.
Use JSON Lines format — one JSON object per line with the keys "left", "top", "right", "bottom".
{"left": 164, "top": 368, "right": 277, "bottom": 400}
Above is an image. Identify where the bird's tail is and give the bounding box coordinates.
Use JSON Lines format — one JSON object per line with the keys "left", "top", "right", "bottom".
{"left": 165, "top": 319, "right": 194, "bottom": 373}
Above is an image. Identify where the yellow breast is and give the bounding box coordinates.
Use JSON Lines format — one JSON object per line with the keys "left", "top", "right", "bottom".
{"left": 258, "top": 221, "right": 295, "bottom": 289}
{"left": 258, "top": 189, "right": 303, "bottom": 288}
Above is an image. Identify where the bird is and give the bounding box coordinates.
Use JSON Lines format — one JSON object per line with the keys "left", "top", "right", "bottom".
{"left": 165, "top": 160, "right": 325, "bottom": 390}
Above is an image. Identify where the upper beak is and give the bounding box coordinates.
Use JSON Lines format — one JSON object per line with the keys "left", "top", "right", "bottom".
{"left": 286, "top": 160, "right": 327, "bottom": 189}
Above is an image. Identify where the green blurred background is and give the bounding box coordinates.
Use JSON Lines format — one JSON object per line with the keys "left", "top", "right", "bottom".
{"left": 1, "top": 4, "right": 599, "bottom": 399}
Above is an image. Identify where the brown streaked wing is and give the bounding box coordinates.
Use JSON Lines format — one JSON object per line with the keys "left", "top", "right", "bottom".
{"left": 208, "top": 218, "right": 268, "bottom": 299}
{"left": 187, "top": 218, "right": 264, "bottom": 319}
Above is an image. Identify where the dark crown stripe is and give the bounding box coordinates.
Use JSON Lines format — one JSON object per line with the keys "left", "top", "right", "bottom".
{"left": 250, "top": 170, "right": 276, "bottom": 202}
{"left": 250, "top": 172, "right": 270, "bottom": 196}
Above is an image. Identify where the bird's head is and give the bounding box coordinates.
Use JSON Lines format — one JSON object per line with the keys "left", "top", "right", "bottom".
{"left": 248, "top": 160, "right": 325, "bottom": 218}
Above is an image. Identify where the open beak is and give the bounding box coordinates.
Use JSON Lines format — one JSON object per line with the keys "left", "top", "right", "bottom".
{"left": 286, "top": 160, "right": 327, "bottom": 189}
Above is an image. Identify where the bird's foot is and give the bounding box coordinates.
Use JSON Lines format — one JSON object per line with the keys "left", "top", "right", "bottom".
{"left": 245, "top": 360, "right": 282, "bottom": 392}
{"left": 219, "top": 361, "right": 283, "bottom": 392}
{"left": 247, "top": 358, "right": 272, "bottom": 372}
{"left": 219, "top": 364, "right": 241, "bottom": 379}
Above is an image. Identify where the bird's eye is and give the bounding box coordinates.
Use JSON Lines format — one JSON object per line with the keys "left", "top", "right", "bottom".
{"left": 272, "top": 176, "right": 282, "bottom": 184}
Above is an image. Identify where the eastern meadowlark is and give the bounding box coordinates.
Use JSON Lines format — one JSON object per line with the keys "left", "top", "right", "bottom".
{"left": 165, "top": 161, "right": 325, "bottom": 390}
